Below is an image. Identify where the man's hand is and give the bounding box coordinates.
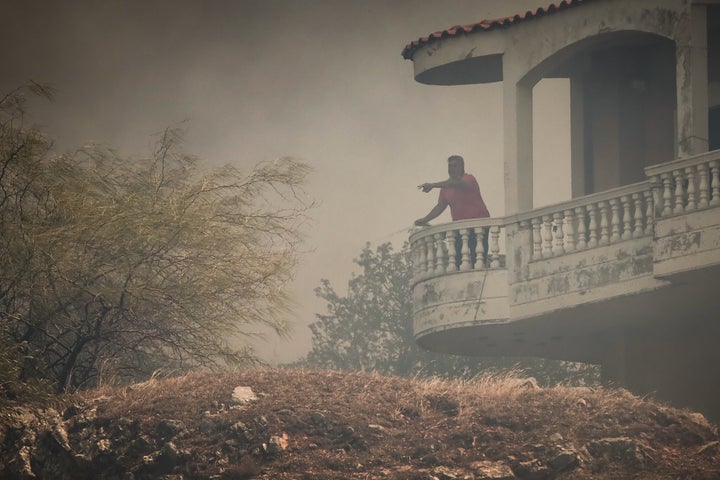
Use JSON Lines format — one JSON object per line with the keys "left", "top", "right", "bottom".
{"left": 414, "top": 218, "right": 430, "bottom": 227}
{"left": 417, "top": 183, "right": 434, "bottom": 193}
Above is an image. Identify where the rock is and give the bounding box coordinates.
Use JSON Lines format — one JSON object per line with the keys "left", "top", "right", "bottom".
{"left": 156, "top": 419, "right": 186, "bottom": 439}
{"left": 139, "top": 441, "right": 188, "bottom": 475}
{"left": 50, "top": 422, "right": 72, "bottom": 452}
{"left": 548, "top": 432, "right": 564, "bottom": 444}
{"left": 129, "top": 434, "right": 155, "bottom": 455}
{"left": 231, "top": 386, "right": 257, "bottom": 404}
{"left": 510, "top": 459, "right": 550, "bottom": 480}
{"left": 471, "top": 460, "right": 516, "bottom": 479}
{"left": 263, "top": 433, "right": 289, "bottom": 455}
{"left": 96, "top": 438, "right": 112, "bottom": 454}
{"left": 230, "top": 421, "right": 253, "bottom": 441}
{"left": 197, "top": 417, "right": 218, "bottom": 435}
{"left": 587, "top": 436, "right": 651, "bottom": 467}
{"left": 431, "top": 465, "right": 461, "bottom": 479}
{"left": 548, "top": 449, "right": 578, "bottom": 471}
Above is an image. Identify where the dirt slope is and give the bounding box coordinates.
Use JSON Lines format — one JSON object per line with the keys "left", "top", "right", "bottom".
{"left": 1, "top": 369, "right": 719, "bottom": 479}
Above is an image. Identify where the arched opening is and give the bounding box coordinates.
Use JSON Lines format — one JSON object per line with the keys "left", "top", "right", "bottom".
{"left": 525, "top": 31, "right": 676, "bottom": 200}
{"left": 710, "top": 5, "right": 720, "bottom": 150}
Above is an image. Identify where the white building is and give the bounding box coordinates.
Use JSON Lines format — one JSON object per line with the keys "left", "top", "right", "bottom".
{"left": 403, "top": 0, "right": 720, "bottom": 421}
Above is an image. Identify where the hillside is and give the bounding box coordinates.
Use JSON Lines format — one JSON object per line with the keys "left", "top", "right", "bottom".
{"left": 1, "top": 369, "right": 719, "bottom": 479}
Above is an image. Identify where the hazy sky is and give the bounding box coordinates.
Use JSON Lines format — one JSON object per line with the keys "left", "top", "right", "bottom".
{"left": 1, "top": 0, "right": 569, "bottom": 363}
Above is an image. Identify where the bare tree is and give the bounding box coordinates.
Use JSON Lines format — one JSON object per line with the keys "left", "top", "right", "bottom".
{"left": 0, "top": 85, "right": 312, "bottom": 395}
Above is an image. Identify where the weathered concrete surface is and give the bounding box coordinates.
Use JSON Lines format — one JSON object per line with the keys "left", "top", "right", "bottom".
{"left": 654, "top": 208, "right": 720, "bottom": 277}
{"left": 413, "top": 269, "right": 509, "bottom": 339}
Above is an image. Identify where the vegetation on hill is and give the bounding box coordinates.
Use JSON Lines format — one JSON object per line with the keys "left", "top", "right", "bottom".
{"left": 306, "top": 242, "right": 599, "bottom": 385}
{"left": 0, "top": 85, "right": 311, "bottom": 398}
{"left": 1, "top": 369, "right": 718, "bottom": 479}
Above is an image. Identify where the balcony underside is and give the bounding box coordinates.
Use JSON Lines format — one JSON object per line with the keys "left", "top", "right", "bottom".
{"left": 415, "top": 262, "right": 720, "bottom": 365}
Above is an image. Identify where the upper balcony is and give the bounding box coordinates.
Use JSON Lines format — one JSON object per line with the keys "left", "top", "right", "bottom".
{"left": 410, "top": 149, "right": 720, "bottom": 365}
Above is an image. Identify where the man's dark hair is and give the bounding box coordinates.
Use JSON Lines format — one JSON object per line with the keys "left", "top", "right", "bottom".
{"left": 448, "top": 155, "right": 464, "bottom": 166}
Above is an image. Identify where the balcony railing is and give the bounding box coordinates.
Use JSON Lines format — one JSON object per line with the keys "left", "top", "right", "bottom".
{"left": 410, "top": 149, "right": 720, "bottom": 286}
{"left": 409, "top": 218, "right": 506, "bottom": 283}
{"left": 513, "top": 182, "right": 654, "bottom": 262}
{"left": 646, "top": 150, "right": 720, "bottom": 218}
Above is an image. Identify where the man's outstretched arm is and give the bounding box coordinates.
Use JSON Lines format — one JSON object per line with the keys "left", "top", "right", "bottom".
{"left": 418, "top": 177, "right": 472, "bottom": 192}
{"left": 415, "top": 201, "right": 448, "bottom": 226}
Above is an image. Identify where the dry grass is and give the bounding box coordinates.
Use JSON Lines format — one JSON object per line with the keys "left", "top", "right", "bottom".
{"left": 59, "top": 367, "right": 720, "bottom": 479}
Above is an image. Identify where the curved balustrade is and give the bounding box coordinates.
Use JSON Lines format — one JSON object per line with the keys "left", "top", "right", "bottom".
{"left": 410, "top": 149, "right": 720, "bottom": 292}
{"left": 645, "top": 150, "right": 720, "bottom": 218}
{"left": 409, "top": 218, "right": 506, "bottom": 283}
{"left": 512, "top": 183, "right": 654, "bottom": 262}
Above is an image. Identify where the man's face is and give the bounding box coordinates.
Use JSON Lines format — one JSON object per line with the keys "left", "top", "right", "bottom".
{"left": 448, "top": 159, "right": 464, "bottom": 180}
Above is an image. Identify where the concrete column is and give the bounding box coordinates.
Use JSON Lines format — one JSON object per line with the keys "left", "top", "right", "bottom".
{"left": 503, "top": 79, "right": 534, "bottom": 214}
{"left": 570, "top": 76, "right": 586, "bottom": 198}
{"left": 676, "top": 5, "right": 709, "bottom": 157}
{"left": 505, "top": 221, "right": 532, "bottom": 284}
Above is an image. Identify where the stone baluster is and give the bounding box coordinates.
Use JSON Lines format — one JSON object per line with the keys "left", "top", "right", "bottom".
{"left": 575, "top": 207, "right": 587, "bottom": 250}
{"left": 587, "top": 204, "right": 598, "bottom": 248}
{"left": 542, "top": 215, "right": 553, "bottom": 258}
{"left": 425, "top": 236, "right": 435, "bottom": 276}
{"left": 490, "top": 226, "right": 501, "bottom": 268}
{"left": 552, "top": 212, "right": 565, "bottom": 256}
{"left": 661, "top": 173, "right": 673, "bottom": 217}
{"left": 411, "top": 241, "right": 420, "bottom": 279}
{"left": 474, "top": 227, "right": 487, "bottom": 269}
{"left": 415, "top": 238, "right": 427, "bottom": 279}
{"left": 698, "top": 164, "right": 709, "bottom": 208}
{"left": 445, "top": 229, "right": 458, "bottom": 272}
{"left": 609, "top": 199, "right": 621, "bottom": 243}
{"left": 643, "top": 189, "right": 654, "bottom": 236}
{"left": 648, "top": 175, "right": 662, "bottom": 217}
{"left": 621, "top": 196, "right": 632, "bottom": 240}
{"left": 710, "top": 160, "right": 720, "bottom": 206}
{"left": 563, "top": 209, "right": 575, "bottom": 252}
{"left": 531, "top": 217, "right": 542, "bottom": 261}
{"left": 673, "top": 169, "right": 684, "bottom": 214}
{"left": 433, "top": 232, "right": 445, "bottom": 274}
{"left": 685, "top": 166, "right": 697, "bottom": 211}
{"left": 598, "top": 201, "right": 610, "bottom": 246}
{"left": 459, "top": 228, "right": 472, "bottom": 271}
{"left": 632, "top": 193, "right": 644, "bottom": 238}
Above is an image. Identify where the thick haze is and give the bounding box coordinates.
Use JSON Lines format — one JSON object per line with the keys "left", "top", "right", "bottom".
{"left": 1, "top": 0, "right": 569, "bottom": 362}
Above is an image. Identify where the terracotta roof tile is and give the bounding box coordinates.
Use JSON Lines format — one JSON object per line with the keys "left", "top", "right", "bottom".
{"left": 401, "top": 0, "right": 591, "bottom": 60}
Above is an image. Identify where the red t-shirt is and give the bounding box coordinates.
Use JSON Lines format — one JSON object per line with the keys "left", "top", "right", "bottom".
{"left": 438, "top": 173, "right": 490, "bottom": 221}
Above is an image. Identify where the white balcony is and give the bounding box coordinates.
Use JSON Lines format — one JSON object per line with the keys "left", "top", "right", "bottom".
{"left": 410, "top": 150, "right": 720, "bottom": 369}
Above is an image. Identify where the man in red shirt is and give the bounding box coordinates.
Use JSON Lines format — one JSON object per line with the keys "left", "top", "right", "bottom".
{"left": 415, "top": 155, "right": 490, "bottom": 226}
{"left": 415, "top": 155, "right": 490, "bottom": 266}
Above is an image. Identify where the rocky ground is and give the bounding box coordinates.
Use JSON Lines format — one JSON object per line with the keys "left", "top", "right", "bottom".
{"left": 1, "top": 368, "right": 719, "bottom": 479}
